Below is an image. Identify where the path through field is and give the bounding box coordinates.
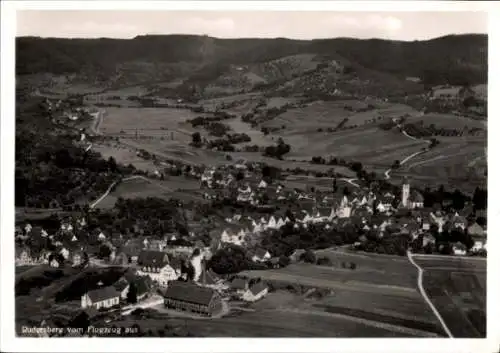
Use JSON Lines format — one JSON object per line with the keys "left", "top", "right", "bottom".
{"left": 89, "top": 175, "right": 173, "bottom": 209}
{"left": 384, "top": 126, "right": 431, "bottom": 180}
{"left": 407, "top": 250, "right": 454, "bottom": 338}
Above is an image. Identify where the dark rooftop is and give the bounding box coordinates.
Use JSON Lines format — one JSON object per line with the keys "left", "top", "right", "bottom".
{"left": 163, "top": 281, "right": 216, "bottom": 306}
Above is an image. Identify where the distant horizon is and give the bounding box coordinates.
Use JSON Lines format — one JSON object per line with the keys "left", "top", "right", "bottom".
{"left": 16, "top": 11, "right": 488, "bottom": 41}
{"left": 15, "top": 32, "right": 488, "bottom": 43}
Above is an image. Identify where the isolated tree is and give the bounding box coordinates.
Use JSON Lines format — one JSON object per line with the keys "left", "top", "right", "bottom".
{"left": 97, "top": 244, "right": 111, "bottom": 260}
{"left": 191, "top": 132, "right": 202, "bottom": 147}
{"left": 301, "top": 249, "right": 316, "bottom": 264}
{"left": 451, "top": 189, "right": 465, "bottom": 211}
{"left": 127, "top": 282, "right": 138, "bottom": 304}
{"left": 107, "top": 156, "right": 117, "bottom": 172}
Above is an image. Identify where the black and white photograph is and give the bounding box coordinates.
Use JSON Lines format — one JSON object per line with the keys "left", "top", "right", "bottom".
{"left": 1, "top": 1, "right": 498, "bottom": 352}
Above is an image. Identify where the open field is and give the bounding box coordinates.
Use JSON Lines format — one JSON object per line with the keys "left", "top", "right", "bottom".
{"left": 117, "top": 137, "right": 356, "bottom": 177}
{"left": 279, "top": 126, "right": 426, "bottom": 166}
{"left": 115, "top": 307, "right": 429, "bottom": 337}
{"left": 235, "top": 250, "right": 444, "bottom": 337}
{"left": 393, "top": 137, "right": 487, "bottom": 191}
{"left": 92, "top": 142, "right": 159, "bottom": 172}
{"left": 95, "top": 176, "right": 202, "bottom": 209}
{"left": 413, "top": 255, "right": 486, "bottom": 338}
{"left": 240, "top": 263, "right": 419, "bottom": 294}
{"left": 263, "top": 100, "right": 419, "bottom": 131}
{"left": 99, "top": 107, "right": 201, "bottom": 136}
{"left": 224, "top": 118, "right": 275, "bottom": 146}
{"left": 284, "top": 175, "right": 357, "bottom": 191}
{"left": 405, "top": 113, "right": 486, "bottom": 130}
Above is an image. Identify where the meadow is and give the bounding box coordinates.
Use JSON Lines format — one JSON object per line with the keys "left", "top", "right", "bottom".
{"left": 413, "top": 255, "right": 486, "bottom": 338}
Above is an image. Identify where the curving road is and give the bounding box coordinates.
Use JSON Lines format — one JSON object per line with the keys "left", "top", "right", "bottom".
{"left": 89, "top": 175, "right": 174, "bottom": 209}
{"left": 384, "top": 125, "right": 432, "bottom": 180}
{"left": 339, "top": 178, "right": 360, "bottom": 188}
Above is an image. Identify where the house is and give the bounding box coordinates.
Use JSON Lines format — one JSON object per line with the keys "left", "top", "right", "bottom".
{"left": 16, "top": 247, "right": 33, "bottom": 265}
{"left": 229, "top": 277, "right": 249, "bottom": 293}
{"left": 252, "top": 248, "right": 271, "bottom": 263}
{"left": 198, "top": 268, "right": 223, "bottom": 289}
{"left": 49, "top": 253, "right": 65, "bottom": 268}
{"left": 467, "top": 222, "right": 485, "bottom": 237}
{"left": 97, "top": 232, "right": 107, "bottom": 241}
{"left": 81, "top": 286, "right": 120, "bottom": 310}
{"left": 409, "top": 191, "right": 424, "bottom": 209}
{"left": 452, "top": 213, "right": 468, "bottom": 230}
{"left": 267, "top": 216, "right": 277, "bottom": 229}
{"left": 289, "top": 249, "right": 306, "bottom": 263}
{"left": 258, "top": 179, "right": 268, "bottom": 189}
{"left": 471, "top": 239, "right": 487, "bottom": 253}
{"left": 163, "top": 281, "right": 222, "bottom": 317}
{"left": 71, "top": 251, "right": 85, "bottom": 267}
{"left": 242, "top": 281, "right": 269, "bottom": 302}
{"left": 276, "top": 217, "right": 286, "bottom": 229}
{"left": 237, "top": 184, "right": 253, "bottom": 202}
{"left": 137, "top": 250, "right": 170, "bottom": 273}
{"left": 113, "top": 279, "right": 130, "bottom": 300}
{"left": 452, "top": 242, "right": 468, "bottom": 256}
{"left": 113, "top": 251, "right": 129, "bottom": 266}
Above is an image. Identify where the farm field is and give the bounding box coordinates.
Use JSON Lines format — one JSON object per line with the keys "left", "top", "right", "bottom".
{"left": 263, "top": 100, "right": 419, "bottom": 131}
{"left": 120, "top": 307, "right": 427, "bottom": 337}
{"left": 279, "top": 126, "right": 427, "bottom": 166}
{"left": 236, "top": 250, "right": 444, "bottom": 337}
{"left": 239, "top": 263, "right": 419, "bottom": 294}
{"left": 394, "top": 138, "right": 487, "bottom": 191}
{"left": 413, "top": 255, "right": 486, "bottom": 338}
{"left": 406, "top": 112, "right": 486, "bottom": 129}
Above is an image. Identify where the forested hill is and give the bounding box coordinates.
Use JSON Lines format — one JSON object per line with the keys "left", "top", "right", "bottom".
{"left": 16, "top": 34, "right": 487, "bottom": 86}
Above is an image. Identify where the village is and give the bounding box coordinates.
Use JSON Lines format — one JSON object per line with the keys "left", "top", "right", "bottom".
{"left": 15, "top": 146, "right": 488, "bottom": 336}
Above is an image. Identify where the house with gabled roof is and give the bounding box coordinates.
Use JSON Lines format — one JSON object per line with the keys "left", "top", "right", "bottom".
{"left": 467, "top": 222, "right": 486, "bottom": 237}
{"left": 137, "top": 250, "right": 170, "bottom": 273}
{"left": 163, "top": 280, "right": 222, "bottom": 317}
{"left": 267, "top": 216, "right": 277, "bottom": 229}
{"left": 81, "top": 286, "right": 120, "bottom": 310}
{"left": 452, "top": 242, "right": 468, "bottom": 256}
{"left": 252, "top": 248, "right": 271, "bottom": 263}
{"left": 229, "top": 277, "right": 249, "bottom": 293}
{"left": 242, "top": 281, "right": 269, "bottom": 302}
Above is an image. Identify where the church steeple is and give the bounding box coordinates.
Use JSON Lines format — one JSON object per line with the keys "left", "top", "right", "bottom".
{"left": 402, "top": 177, "right": 410, "bottom": 208}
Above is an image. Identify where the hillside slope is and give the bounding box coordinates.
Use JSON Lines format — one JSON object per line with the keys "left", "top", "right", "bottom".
{"left": 16, "top": 34, "right": 487, "bottom": 93}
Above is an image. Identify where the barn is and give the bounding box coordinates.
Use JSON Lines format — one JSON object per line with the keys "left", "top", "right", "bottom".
{"left": 163, "top": 281, "right": 222, "bottom": 317}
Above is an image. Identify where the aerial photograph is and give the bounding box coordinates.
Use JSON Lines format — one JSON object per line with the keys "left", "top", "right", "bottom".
{"left": 11, "top": 8, "right": 487, "bottom": 340}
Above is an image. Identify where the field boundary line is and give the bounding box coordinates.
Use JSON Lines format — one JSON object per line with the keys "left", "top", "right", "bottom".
{"left": 412, "top": 253, "right": 487, "bottom": 262}
{"left": 407, "top": 250, "right": 454, "bottom": 338}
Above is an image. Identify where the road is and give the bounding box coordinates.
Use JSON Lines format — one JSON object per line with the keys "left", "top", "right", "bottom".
{"left": 89, "top": 175, "right": 174, "bottom": 209}
{"left": 407, "top": 250, "right": 453, "bottom": 338}
{"left": 339, "top": 178, "right": 360, "bottom": 188}
{"left": 384, "top": 126, "right": 432, "bottom": 180}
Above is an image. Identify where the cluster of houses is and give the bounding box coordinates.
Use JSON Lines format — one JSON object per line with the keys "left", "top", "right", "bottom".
{"left": 206, "top": 177, "right": 487, "bottom": 256}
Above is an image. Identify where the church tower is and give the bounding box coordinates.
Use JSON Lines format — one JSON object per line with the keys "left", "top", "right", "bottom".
{"left": 402, "top": 177, "right": 410, "bottom": 208}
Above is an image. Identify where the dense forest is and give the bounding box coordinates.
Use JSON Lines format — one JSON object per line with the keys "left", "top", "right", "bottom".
{"left": 16, "top": 34, "right": 487, "bottom": 86}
